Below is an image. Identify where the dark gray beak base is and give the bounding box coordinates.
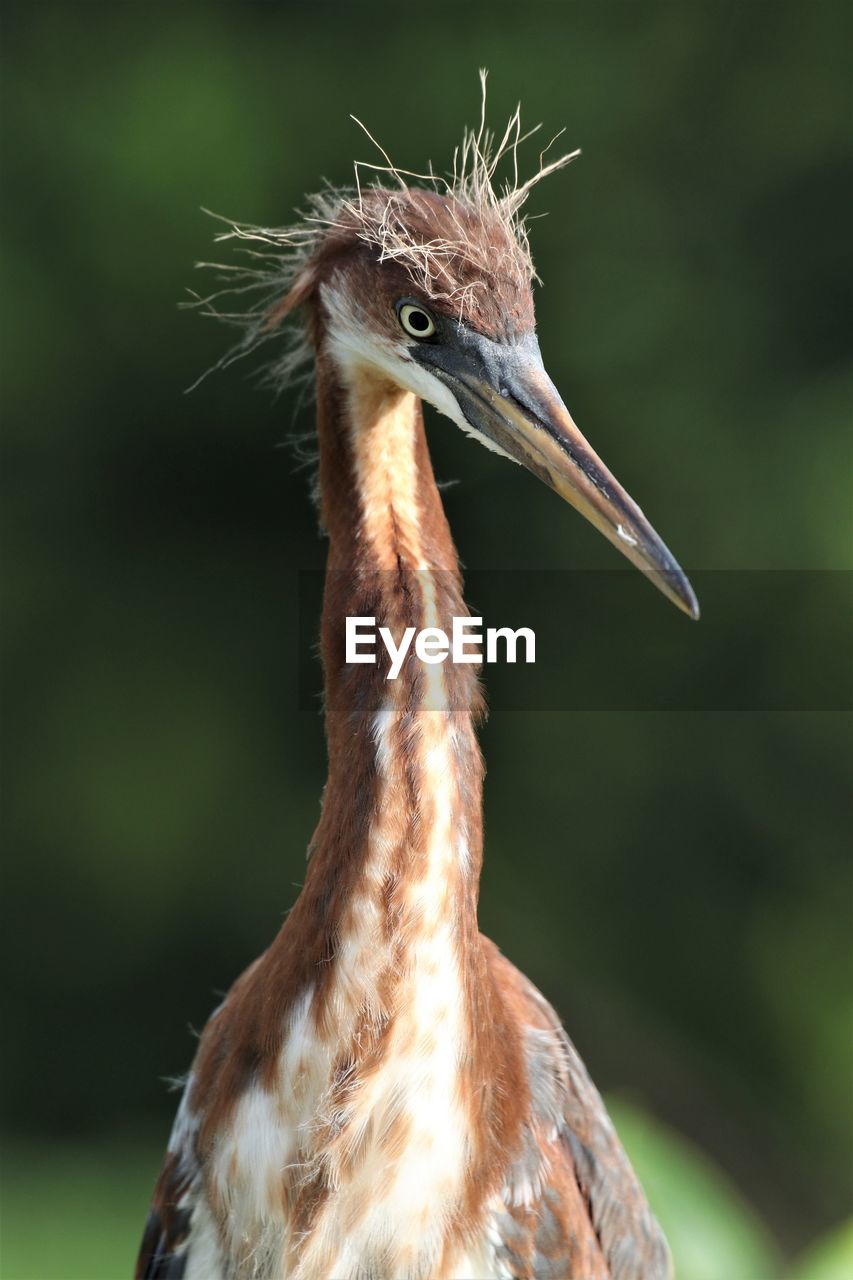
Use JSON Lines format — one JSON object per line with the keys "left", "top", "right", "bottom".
{"left": 411, "top": 326, "right": 699, "bottom": 620}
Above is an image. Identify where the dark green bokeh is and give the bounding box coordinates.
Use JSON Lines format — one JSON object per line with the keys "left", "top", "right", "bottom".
{"left": 2, "top": 0, "right": 851, "bottom": 1272}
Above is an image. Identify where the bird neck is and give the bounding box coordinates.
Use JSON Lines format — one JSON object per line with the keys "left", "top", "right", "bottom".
{"left": 316, "top": 343, "right": 484, "bottom": 727}
{"left": 299, "top": 338, "right": 486, "bottom": 966}
{"left": 189, "top": 336, "right": 523, "bottom": 1229}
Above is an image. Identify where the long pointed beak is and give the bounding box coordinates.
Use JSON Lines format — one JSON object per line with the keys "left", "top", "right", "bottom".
{"left": 419, "top": 330, "right": 699, "bottom": 620}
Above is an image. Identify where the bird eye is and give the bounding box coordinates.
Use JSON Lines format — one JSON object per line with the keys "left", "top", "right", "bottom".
{"left": 397, "top": 302, "right": 436, "bottom": 340}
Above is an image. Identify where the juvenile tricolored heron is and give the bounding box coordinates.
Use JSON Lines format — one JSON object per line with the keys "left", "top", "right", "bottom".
{"left": 137, "top": 87, "right": 697, "bottom": 1280}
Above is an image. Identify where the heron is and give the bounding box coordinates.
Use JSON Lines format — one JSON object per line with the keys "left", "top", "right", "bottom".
{"left": 137, "top": 88, "right": 698, "bottom": 1280}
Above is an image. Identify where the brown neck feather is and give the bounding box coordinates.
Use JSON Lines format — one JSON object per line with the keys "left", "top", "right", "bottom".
{"left": 194, "top": 324, "right": 527, "bottom": 1196}
{"left": 302, "top": 336, "right": 486, "bottom": 959}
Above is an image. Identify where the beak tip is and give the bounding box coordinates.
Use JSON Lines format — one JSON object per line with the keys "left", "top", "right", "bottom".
{"left": 680, "top": 579, "right": 700, "bottom": 622}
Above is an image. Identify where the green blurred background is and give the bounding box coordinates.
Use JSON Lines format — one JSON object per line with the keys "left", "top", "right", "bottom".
{"left": 2, "top": 1, "right": 851, "bottom": 1277}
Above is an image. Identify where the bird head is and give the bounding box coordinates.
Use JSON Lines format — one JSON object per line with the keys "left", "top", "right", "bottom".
{"left": 205, "top": 101, "right": 698, "bottom": 620}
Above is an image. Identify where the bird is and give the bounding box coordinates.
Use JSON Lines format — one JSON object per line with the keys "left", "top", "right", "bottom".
{"left": 136, "top": 85, "right": 698, "bottom": 1280}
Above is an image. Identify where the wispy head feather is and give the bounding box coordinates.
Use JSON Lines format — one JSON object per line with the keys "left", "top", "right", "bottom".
{"left": 186, "top": 72, "right": 579, "bottom": 394}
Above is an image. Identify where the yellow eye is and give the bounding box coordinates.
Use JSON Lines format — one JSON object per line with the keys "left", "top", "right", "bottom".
{"left": 398, "top": 302, "right": 436, "bottom": 340}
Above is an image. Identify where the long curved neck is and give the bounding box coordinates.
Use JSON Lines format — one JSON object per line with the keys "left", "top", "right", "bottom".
{"left": 301, "top": 339, "right": 485, "bottom": 949}
{"left": 193, "top": 335, "right": 524, "bottom": 1244}
{"left": 317, "top": 342, "right": 483, "bottom": 732}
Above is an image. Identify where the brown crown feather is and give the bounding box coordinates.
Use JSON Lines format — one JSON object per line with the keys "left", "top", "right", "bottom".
{"left": 186, "top": 71, "right": 579, "bottom": 387}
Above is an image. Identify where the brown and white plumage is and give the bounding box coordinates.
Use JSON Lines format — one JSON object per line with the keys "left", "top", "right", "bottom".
{"left": 137, "top": 85, "right": 696, "bottom": 1280}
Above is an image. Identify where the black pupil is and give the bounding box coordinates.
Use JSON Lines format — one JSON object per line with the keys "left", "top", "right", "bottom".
{"left": 408, "top": 310, "right": 430, "bottom": 332}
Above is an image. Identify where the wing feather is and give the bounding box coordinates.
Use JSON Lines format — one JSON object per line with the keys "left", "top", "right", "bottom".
{"left": 135, "top": 1150, "right": 193, "bottom": 1279}
{"left": 135, "top": 1089, "right": 211, "bottom": 1280}
{"left": 487, "top": 944, "right": 672, "bottom": 1280}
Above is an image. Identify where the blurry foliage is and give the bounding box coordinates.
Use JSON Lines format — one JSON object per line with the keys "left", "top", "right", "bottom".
{"left": 611, "top": 1101, "right": 781, "bottom": 1280}
{"left": 1, "top": 0, "right": 851, "bottom": 1269}
{"left": 789, "top": 1221, "right": 853, "bottom": 1280}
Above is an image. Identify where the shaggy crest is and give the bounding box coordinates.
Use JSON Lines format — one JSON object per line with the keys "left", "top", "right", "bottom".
{"left": 187, "top": 72, "right": 579, "bottom": 394}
